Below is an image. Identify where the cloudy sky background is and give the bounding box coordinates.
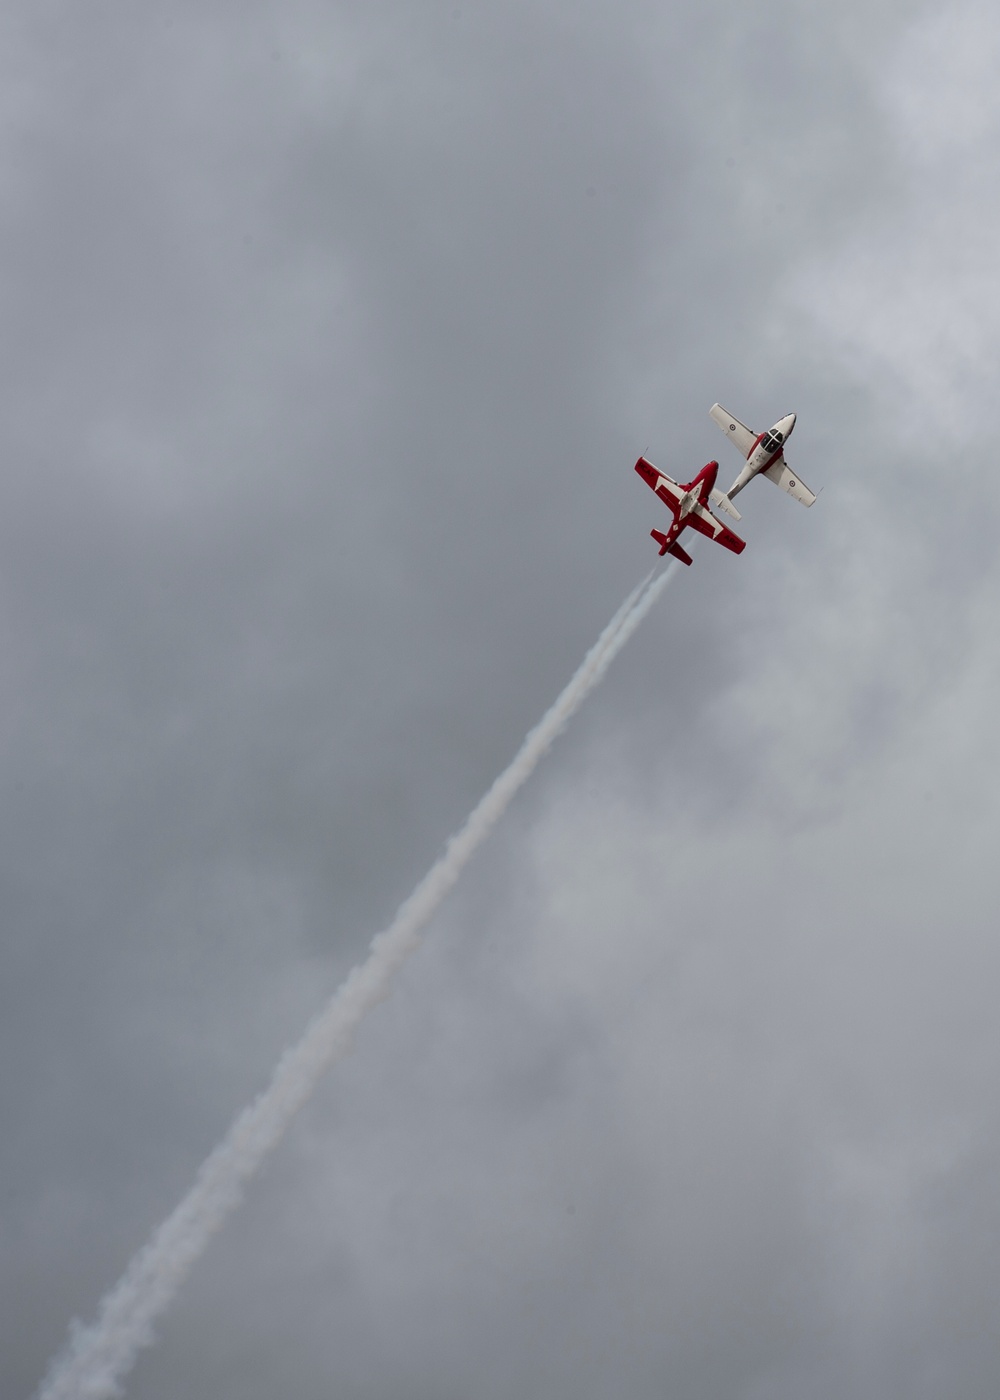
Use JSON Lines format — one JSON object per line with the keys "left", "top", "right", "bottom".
{"left": 5, "top": 1, "right": 1000, "bottom": 1396}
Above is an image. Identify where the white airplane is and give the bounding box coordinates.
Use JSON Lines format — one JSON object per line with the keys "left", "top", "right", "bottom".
{"left": 707, "top": 404, "right": 815, "bottom": 519}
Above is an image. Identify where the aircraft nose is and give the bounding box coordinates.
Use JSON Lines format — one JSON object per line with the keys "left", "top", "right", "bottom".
{"left": 780, "top": 412, "right": 797, "bottom": 437}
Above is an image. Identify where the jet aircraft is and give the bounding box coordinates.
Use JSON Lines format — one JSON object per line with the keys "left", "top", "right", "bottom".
{"left": 708, "top": 404, "right": 815, "bottom": 516}
{"left": 634, "top": 456, "right": 746, "bottom": 565}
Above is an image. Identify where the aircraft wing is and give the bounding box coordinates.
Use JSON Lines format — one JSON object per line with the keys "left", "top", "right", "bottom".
{"left": 761, "top": 457, "right": 816, "bottom": 507}
{"left": 635, "top": 456, "right": 680, "bottom": 502}
{"left": 710, "top": 403, "right": 757, "bottom": 458}
{"left": 655, "top": 479, "right": 683, "bottom": 508}
{"left": 686, "top": 502, "right": 746, "bottom": 554}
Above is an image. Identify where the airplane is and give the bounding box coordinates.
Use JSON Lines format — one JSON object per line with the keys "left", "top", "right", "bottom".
{"left": 634, "top": 456, "right": 746, "bottom": 565}
{"left": 707, "top": 404, "right": 815, "bottom": 518}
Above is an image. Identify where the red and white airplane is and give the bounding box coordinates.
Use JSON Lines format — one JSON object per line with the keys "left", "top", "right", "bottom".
{"left": 708, "top": 404, "right": 815, "bottom": 518}
{"left": 634, "top": 456, "right": 746, "bottom": 565}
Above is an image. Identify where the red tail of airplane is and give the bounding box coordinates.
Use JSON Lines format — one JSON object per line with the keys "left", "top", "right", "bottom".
{"left": 650, "top": 529, "right": 693, "bottom": 565}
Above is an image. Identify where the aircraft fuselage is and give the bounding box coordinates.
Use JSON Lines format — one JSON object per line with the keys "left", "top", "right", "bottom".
{"left": 728, "top": 412, "right": 797, "bottom": 498}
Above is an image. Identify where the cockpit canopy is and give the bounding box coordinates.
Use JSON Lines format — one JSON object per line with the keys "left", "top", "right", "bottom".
{"left": 760, "top": 430, "right": 784, "bottom": 455}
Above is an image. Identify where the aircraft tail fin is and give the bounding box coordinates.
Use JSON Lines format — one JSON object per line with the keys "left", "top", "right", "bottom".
{"left": 651, "top": 529, "right": 692, "bottom": 565}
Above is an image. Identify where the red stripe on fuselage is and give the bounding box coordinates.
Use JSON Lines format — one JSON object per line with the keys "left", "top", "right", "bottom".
{"left": 747, "top": 437, "right": 784, "bottom": 473}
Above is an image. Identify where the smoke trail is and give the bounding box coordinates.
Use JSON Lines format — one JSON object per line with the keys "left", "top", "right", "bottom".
{"left": 36, "top": 560, "right": 680, "bottom": 1400}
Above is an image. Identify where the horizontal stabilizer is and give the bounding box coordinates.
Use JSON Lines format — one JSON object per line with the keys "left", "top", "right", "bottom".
{"left": 651, "top": 529, "right": 692, "bottom": 565}
{"left": 709, "top": 488, "right": 741, "bottom": 521}
{"left": 666, "top": 540, "right": 694, "bottom": 565}
{"left": 761, "top": 458, "right": 816, "bottom": 507}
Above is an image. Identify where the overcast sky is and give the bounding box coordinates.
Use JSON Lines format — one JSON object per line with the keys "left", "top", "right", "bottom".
{"left": 5, "top": 1, "right": 1000, "bottom": 1397}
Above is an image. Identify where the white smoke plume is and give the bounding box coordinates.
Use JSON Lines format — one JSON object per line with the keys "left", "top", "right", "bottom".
{"left": 36, "top": 559, "right": 680, "bottom": 1400}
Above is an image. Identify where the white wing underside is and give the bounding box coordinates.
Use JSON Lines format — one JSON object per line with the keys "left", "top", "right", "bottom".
{"left": 762, "top": 458, "right": 816, "bottom": 507}
{"left": 709, "top": 403, "right": 757, "bottom": 458}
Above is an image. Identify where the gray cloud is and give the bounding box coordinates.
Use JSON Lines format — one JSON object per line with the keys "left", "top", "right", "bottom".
{"left": 4, "top": 1, "right": 999, "bottom": 1398}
